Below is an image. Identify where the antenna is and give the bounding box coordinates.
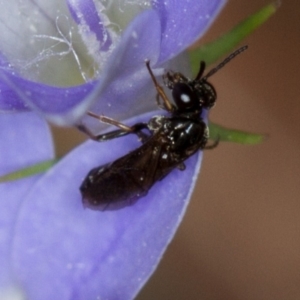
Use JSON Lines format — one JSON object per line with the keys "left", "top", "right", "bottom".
{"left": 203, "top": 45, "right": 248, "bottom": 80}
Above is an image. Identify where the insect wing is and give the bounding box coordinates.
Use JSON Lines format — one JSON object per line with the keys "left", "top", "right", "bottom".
{"left": 80, "top": 139, "right": 166, "bottom": 210}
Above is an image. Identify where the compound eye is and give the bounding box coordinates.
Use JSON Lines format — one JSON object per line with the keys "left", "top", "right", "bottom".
{"left": 202, "top": 83, "right": 217, "bottom": 108}
{"left": 172, "top": 82, "right": 198, "bottom": 111}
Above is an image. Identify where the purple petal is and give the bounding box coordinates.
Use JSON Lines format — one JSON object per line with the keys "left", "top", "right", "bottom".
{"left": 0, "top": 81, "right": 29, "bottom": 111}
{"left": 0, "top": 112, "right": 54, "bottom": 289}
{"left": 153, "top": 0, "right": 227, "bottom": 64}
{"left": 0, "top": 71, "right": 96, "bottom": 124}
{"left": 11, "top": 112, "right": 202, "bottom": 300}
{"left": 67, "top": 0, "right": 112, "bottom": 51}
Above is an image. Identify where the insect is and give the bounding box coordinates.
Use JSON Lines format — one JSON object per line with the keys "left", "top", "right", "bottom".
{"left": 78, "top": 46, "right": 248, "bottom": 210}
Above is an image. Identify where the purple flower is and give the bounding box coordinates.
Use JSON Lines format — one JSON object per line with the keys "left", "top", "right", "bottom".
{"left": 0, "top": 0, "right": 225, "bottom": 299}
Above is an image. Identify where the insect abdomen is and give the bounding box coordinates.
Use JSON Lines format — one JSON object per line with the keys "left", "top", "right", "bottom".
{"left": 80, "top": 163, "right": 148, "bottom": 210}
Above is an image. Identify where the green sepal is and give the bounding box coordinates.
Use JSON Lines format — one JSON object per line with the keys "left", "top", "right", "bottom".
{"left": 209, "top": 122, "right": 266, "bottom": 145}
{"left": 0, "top": 159, "right": 58, "bottom": 183}
{"left": 189, "top": 1, "right": 280, "bottom": 73}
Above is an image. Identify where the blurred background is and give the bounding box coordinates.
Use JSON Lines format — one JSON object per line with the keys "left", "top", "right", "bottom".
{"left": 53, "top": 1, "right": 300, "bottom": 299}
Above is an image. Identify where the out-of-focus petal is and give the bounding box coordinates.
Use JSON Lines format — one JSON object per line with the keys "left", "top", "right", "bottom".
{"left": 0, "top": 113, "right": 54, "bottom": 175}
{"left": 0, "top": 72, "right": 95, "bottom": 125}
{"left": 153, "top": 0, "right": 227, "bottom": 64}
{"left": 0, "top": 82, "right": 29, "bottom": 111}
{"left": 11, "top": 112, "right": 202, "bottom": 300}
{"left": 0, "top": 112, "right": 54, "bottom": 290}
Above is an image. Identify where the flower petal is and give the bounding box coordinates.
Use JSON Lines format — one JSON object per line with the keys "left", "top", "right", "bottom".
{"left": 0, "top": 112, "right": 54, "bottom": 290}
{"left": 153, "top": 0, "right": 227, "bottom": 64}
{"left": 0, "top": 81, "right": 29, "bottom": 112}
{"left": 0, "top": 71, "right": 96, "bottom": 125}
{"left": 67, "top": 0, "right": 112, "bottom": 51}
{"left": 11, "top": 112, "right": 202, "bottom": 300}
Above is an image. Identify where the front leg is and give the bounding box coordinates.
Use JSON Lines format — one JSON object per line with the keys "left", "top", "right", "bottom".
{"left": 77, "top": 124, "right": 129, "bottom": 142}
{"left": 77, "top": 111, "right": 149, "bottom": 143}
{"left": 145, "top": 60, "right": 175, "bottom": 113}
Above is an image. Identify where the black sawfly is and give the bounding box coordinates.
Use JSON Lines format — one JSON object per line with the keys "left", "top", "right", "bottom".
{"left": 78, "top": 46, "right": 248, "bottom": 210}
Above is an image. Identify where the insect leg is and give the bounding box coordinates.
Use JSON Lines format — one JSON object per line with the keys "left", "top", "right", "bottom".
{"left": 78, "top": 111, "right": 149, "bottom": 142}
{"left": 176, "top": 162, "right": 186, "bottom": 171}
{"left": 77, "top": 124, "right": 140, "bottom": 142}
{"left": 204, "top": 138, "right": 220, "bottom": 150}
{"left": 155, "top": 93, "right": 166, "bottom": 110}
{"left": 145, "top": 60, "right": 175, "bottom": 112}
{"left": 87, "top": 111, "right": 136, "bottom": 132}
